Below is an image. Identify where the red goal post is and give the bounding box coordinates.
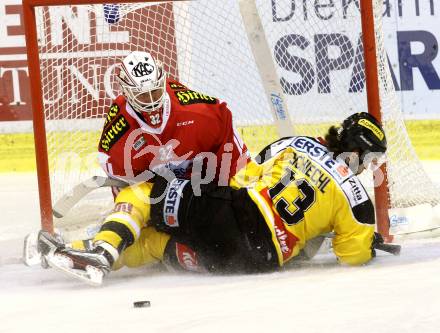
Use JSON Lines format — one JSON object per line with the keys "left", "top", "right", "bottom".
{"left": 358, "top": 0, "right": 391, "bottom": 240}
{"left": 22, "top": 0, "right": 440, "bottom": 241}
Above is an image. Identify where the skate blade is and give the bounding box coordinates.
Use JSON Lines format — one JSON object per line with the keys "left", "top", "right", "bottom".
{"left": 45, "top": 253, "right": 104, "bottom": 286}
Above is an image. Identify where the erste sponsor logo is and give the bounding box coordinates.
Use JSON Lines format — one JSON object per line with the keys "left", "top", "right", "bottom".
{"left": 163, "top": 178, "right": 189, "bottom": 227}
{"left": 292, "top": 137, "right": 351, "bottom": 183}
{"left": 337, "top": 165, "right": 349, "bottom": 177}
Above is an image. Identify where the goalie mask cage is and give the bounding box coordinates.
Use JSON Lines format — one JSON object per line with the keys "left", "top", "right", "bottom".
{"left": 23, "top": 0, "right": 440, "bottom": 241}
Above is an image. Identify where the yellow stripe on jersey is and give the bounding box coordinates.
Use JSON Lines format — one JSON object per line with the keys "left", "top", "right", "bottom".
{"left": 94, "top": 230, "right": 123, "bottom": 250}
{"left": 115, "top": 182, "right": 154, "bottom": 223}
{"left": 93, "top": 182, "right": 154, "bottom": 252}
{"left": 104, "top": 212, "right": 141, "bottom": 238}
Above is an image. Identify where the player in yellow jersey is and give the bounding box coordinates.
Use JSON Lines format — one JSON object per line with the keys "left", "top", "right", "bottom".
{"left": 38, "top": 113, "right": 392, "bottom": 284}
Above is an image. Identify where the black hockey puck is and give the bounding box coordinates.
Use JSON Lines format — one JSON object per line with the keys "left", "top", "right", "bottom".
{"left": 133, "top": 301, "right": 151, "bottom": 308}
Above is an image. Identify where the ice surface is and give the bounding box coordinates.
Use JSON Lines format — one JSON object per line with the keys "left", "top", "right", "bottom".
{"left": 1, "top": 171, "right": 440, "bottom": 333}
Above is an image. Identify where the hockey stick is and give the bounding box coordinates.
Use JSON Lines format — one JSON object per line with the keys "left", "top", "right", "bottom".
{"left": 239, "top": 0, "right": 294, "bottom": 138}
{"left": 374, "top": 242, "right": 401, "bottom": 256}
{"left": 52, "top": 176, "right": 129, "bottom": 218}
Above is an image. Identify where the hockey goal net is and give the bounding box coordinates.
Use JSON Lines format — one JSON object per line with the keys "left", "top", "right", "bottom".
{"left": 23, "top": 0, "right": 440, "bottom": 240}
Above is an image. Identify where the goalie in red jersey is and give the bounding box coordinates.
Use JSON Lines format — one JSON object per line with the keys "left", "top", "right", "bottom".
{"left": 24, "top": 51, "right": 250, "bottom": 275}
{"left": 98, "top": 51, "right": 249, "bottom": 194}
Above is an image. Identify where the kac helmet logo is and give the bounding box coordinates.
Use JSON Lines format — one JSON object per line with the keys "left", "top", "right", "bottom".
{"left": 132, "top": 62, "right": 154, "bottom": 78}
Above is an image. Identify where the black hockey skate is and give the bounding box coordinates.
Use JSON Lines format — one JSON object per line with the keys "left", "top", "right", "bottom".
{"left": 23, "top": 230, "right": 64, "bottom": 268}
{"left": 39, "top": 231, "right": 115, "bottom": 286}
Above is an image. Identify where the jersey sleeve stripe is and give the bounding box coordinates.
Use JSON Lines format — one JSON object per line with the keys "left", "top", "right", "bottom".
{"left": 104, "top": 212, "right": 141, "bottom": 238}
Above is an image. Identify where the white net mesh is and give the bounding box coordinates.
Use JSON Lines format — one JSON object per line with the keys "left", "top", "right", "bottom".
{"left": 253, "top": 0, "right": 440, "bottom": 210}
{"left": 34, "top": 0, "right": 440, "bottom": 236}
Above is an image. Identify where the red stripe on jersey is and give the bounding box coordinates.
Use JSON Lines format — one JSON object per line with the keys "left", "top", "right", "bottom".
{"left": 258, "top": 188, "right": 299, "bottom": 262}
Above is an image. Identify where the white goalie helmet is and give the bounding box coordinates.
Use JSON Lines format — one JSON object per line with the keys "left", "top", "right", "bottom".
{"left": 116, "top": 51, "right": 167, "bottom": 113}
